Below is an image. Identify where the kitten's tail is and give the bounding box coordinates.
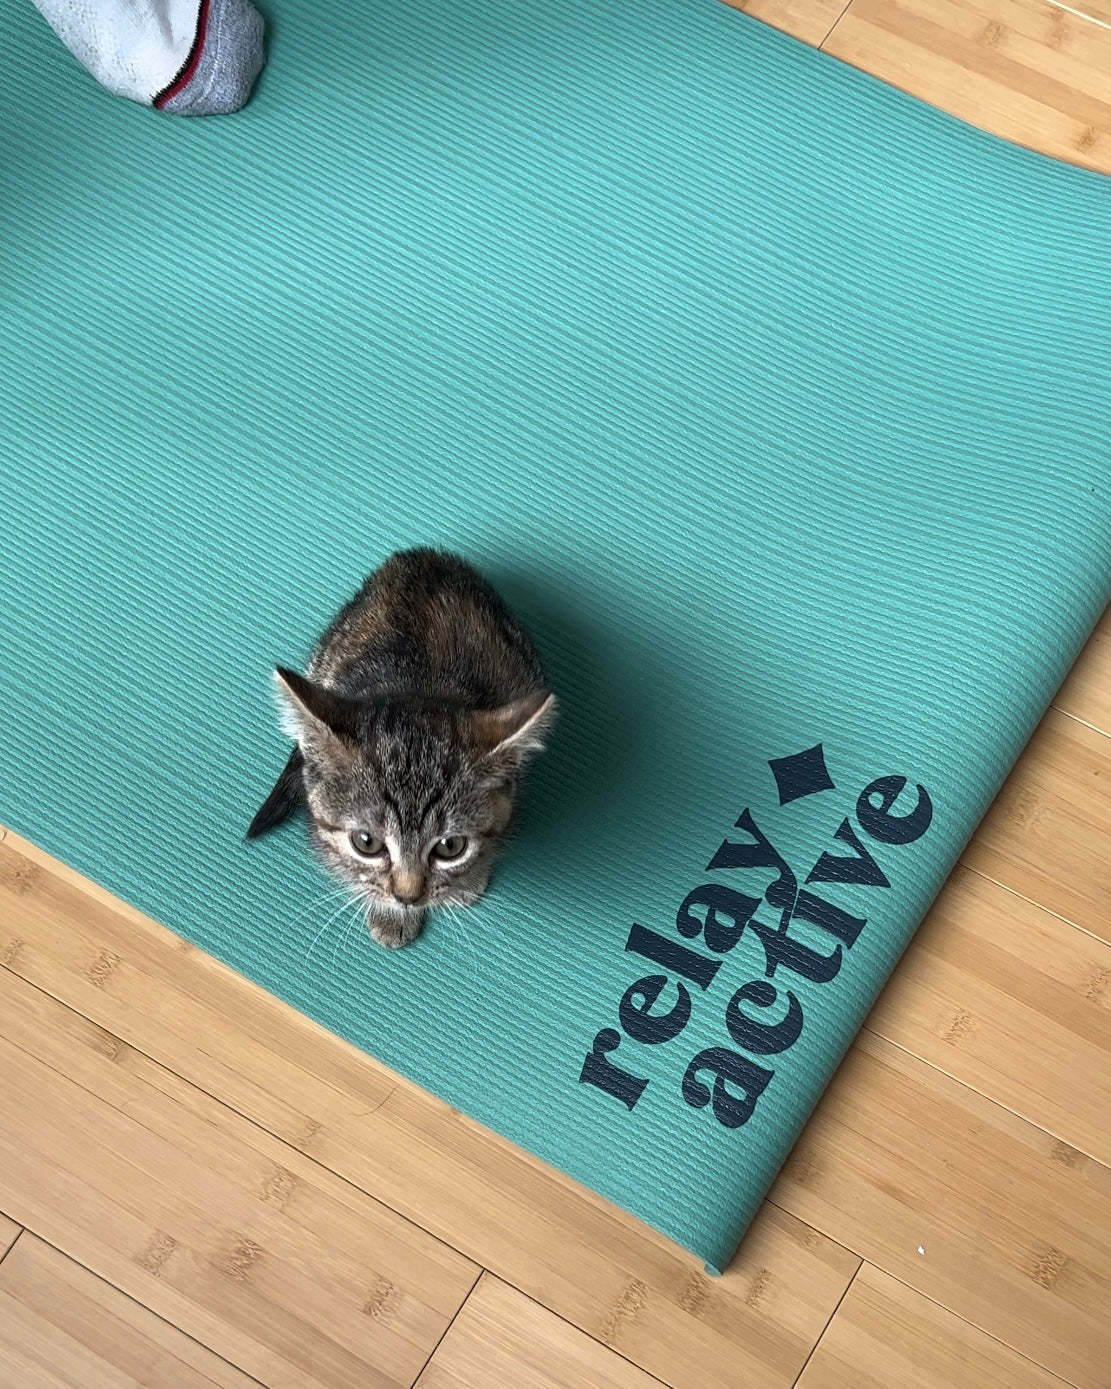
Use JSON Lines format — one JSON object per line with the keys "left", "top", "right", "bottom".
{"left": 247, "top": 747, "right": 305, "bottom": 839}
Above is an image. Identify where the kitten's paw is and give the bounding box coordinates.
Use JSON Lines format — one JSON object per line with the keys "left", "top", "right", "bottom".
{"left": 368, "top": 909, "right": 425, "bottom": 950}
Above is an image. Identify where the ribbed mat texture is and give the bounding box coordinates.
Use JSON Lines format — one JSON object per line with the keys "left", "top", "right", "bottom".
{"left": 2, "top": 0, "right": 1110, "bottom": 1271}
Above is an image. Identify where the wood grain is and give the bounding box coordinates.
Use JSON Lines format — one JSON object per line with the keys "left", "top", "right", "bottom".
{"left": 823, "top": 0, "right": 1111, "bottom": 172}
{"left": 772, "top": 1031, "right": 1111, "bottom": 1387}
{"left": 865, "top": 864, "right": 1111, "bottom": 1163}
{"left": 0, "top": 1234, "right": 255, "bottom": 1389}
{"left": 960, "top": 709, "right": 1111, "bottom": 944}
{"left": 371, "top": 1086, "right": 858, "bottom": 1389}
{"left": 0, "top": 834, "right": 859, "bottom": 1389}
{"left": 416, "top": 1274, "right": 665, "bottom": 1388}
{"left": 796, "top": 1262, "right": 1070, "bottom": 1388}
{"left": 1053, "top": 605, "right": 1111, "bottom": 736}
{"left": 0, "top": 962, "right": 478, "bottom": 1389}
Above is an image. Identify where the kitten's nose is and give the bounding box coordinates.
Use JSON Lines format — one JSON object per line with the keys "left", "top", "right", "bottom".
{"left": 391, "top": 870, "right": 426, "bottom": 905}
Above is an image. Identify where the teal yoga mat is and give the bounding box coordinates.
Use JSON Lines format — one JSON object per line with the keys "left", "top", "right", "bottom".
{"left": 2, "top": 0, "right": 1110, "bottom": 1274}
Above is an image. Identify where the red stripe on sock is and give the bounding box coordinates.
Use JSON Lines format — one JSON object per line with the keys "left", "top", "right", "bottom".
{"left": 153, "top": 0, "right": 212, "bottom": 109}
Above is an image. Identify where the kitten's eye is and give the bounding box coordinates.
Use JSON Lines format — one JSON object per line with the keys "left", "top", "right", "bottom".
{"left": 431, "top": 836, "right": 469, "bottom": 862}
{"left": 349, "top": 831, "right": 387, "bottom": 858}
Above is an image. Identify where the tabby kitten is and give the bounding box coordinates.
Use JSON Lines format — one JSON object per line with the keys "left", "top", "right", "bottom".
{"left": 248, "top": 549, "right": 555, "bottom": 949}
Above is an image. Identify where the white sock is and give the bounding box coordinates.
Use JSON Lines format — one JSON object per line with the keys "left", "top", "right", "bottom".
{"left": 30, "top": 0, "right": 265, "bottom": 115}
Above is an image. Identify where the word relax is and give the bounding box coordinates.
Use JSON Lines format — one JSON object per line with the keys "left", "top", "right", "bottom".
{"left": 579, "top": 773, "right": 934, "bottom": 1128}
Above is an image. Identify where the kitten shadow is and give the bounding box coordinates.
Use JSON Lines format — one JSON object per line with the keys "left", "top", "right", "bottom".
{"left": 487, "top": 566, "right": 672, "bottom": 871}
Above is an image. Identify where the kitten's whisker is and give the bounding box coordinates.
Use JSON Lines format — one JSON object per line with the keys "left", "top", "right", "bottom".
{"left": 285, "top": 882, "right": 358, "bottom": 936}
{"left": 344, "top": 898, "right": 368, "bottom": 968}
{"left": 332, "top": 902, "right": 349, "bottom": 973}
{"left": 441, "top": 905, "right": 480, "bottom": 987}
{"left": 334, "top": 895, "right": 366, "bottom": 972}
{"left": 284, "top": 883, "right": 349, "bottom": 927}
{"left": 306, "top": 893, "right": 359, "bottom": 964}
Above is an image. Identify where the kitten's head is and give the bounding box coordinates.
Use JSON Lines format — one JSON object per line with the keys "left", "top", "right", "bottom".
{"left": 275, "top": 669, "right": 554, "bottom": 949}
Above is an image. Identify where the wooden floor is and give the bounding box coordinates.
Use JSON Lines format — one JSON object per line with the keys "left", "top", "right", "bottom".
{"left": 3, "top": 10, "right": 1110, "bottom": 1385}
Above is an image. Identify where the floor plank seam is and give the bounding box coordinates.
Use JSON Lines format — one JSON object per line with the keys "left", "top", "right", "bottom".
{"left": 1, "top": 908, "right": 862, "bottom": 1382}
{"left": 958, "top": 863, "right": 1109, "bottom": 948}
{"left": 453, "top": 1273, "right": 676, "bottom": 1389}
{"left": 0, "top": 961, "right": 492, "bottom": 1279}
{"left": 853, "top": 1260, "right": 1088, "bottom": 1389}
{"left": 0, "top": 976, "right": 186, "bottom": 1150}
{"left": 409, "top": 1264, "right": 486, "bottom": 1387}
{"left": 810, "top": 0, "right": 1111, "bottom": 174}
{"left": 1041, "top": 0, "right": 1111, "bottom": 32}
{"left": 817, "top": 0, "right": 856, "bottom": 48}
{"left": 3, "top": 814, "right": 1107, "bottom": 1386}
{"left": 0, "top": 1226, "right": 23, "bottom": 1269}
{"left": 0, "top": 1226, "right": 270, "bottom": 1389}
{"left": 1051, "top": 704, "right": 1111, "bottom": 741}
{"left": 13, "top": 910, "right": 1101, "bottom": 1387}
{"left": 788, "top": 1255, "right": 863, "bottom": 1386}
{"left": 6, "top": 925, "right": 873, "bottom": 1383}
{"left": 857, "top": 1026, "right": 1111, "bottom": 1175}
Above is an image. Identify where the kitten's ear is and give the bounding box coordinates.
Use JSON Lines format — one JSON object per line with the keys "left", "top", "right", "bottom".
{"left": 469, "top": 691, "right": 556, "bottom": 764}
{"left": 273, "top": 668, "right": 359, "bottom": 763}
